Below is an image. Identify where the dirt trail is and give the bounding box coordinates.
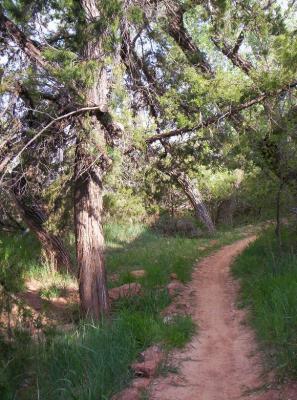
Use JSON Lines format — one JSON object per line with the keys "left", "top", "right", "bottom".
{"left": 150, "top": 237, "right": 296, "bottom": 400}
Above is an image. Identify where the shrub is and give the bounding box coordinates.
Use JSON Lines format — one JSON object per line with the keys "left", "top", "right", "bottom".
{"left": 103, "top": 188, "right": 147, "bottom": 223}
{"left": 153, "top": 214, "right": 201, "bottom": 238}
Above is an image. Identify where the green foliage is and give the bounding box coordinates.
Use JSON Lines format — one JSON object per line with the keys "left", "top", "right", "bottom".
{"left": 104, "top": 222, "right": 147, "bottom": 246}
{"left": 209, "top": 69, "right": 249, "bottom": 104}
{"left": 39, "top": 284, "right": 64, "bottom": 300}
{"left": 43, "top": 47, "right": 99, "bottom": 88}
{"left": 2, "top": 0, "right": 37, "bottom": 23}
{"left": 0, "top": 330, "right": 32, "bottom": 399}
{"left": 106, "top": 224, "right": 202, "bottom": 285}
{"left": 0, "top": 233, "right": 40, "bottom": 293}
{"left": 198, "top": 168, "right": 238, "bottom": 201}
{"left": 0, "top": 234, "right": 42, "bottom": 398}
{"left": 153, "top": 214, "right": 202, "bottom": 238}
{"left": 235, "top": 169, "right": 292, "bottom": 222}
{"left": 162, "top": 315, "right": 196, "bottom": 349}
{"left": 104, "top": 188, "right": 147, "bottom": 223}
{"left": 274, "top": 34, "right": 297, "bottom": 73}
{"left": 128, "top": 5, "right": 144, "bottom": 24}
{"left": 233, "top": 228, "right": 297, "bottom": 378}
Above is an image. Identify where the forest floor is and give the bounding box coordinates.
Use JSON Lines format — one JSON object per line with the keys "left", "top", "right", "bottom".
{"left": 13, "top": 224, "right": 259, "bottom": 332}
{"left": 3, "top": 223, "right": 297, "bottom": 399}
{"left": 149, "top": 237, "right": 297, "bottom": 400}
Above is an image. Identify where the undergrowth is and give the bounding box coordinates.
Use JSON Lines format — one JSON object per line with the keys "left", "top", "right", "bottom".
{"left": 105, "top": 222, "right": 250, "bottom": 288}
{"left": 232, "top": 226, "right": 297, "bottom": 379}
{"left": 0, "top": 222, "right": 255, "bottom": 399}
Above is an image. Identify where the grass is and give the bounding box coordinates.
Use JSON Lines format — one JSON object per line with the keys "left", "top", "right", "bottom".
{"left": 105, "top": 222, "right": 254, "bottom": 288}
{"left": 232, "top": 226, "right": 297, "bottom": 379}
{"left": 0, "top": 233, "right": 41, "bottom": 292}
{"left": 0, "top": 221, "right": 258, "bottom": 399}
{"left": 39, "top": 284, "right": 65, "bottom": 300}
{"left": 1, "top": 290, "right": 195, "bottom": 400}
{"left": 0, "top": 232, "right": 76, "bottom": 294}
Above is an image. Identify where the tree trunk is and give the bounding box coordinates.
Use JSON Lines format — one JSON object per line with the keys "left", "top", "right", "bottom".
{"left": 74, "top": 132, "right": 110, "bottom": 319}
{"left": 12, "top": 194, "right": 73, "bottom": 272}
{"left": 169, "top": 169, "right": 215, "bottom": 234}
{"left": 74, "top": 0, "right": 111, "bottom": 319}
{"left": 216, "top": 199, "right": 234, "bottom": 226}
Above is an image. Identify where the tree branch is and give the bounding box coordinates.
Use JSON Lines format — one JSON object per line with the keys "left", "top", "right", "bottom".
{"left": 212, "top": 36, "right": 253, "bottom": 75}
{"left": 232, "top": 30, "right": 245, "bottom": 55}
{"left": 146, "top": 81, "right": 297, "bottom": 143}
{"left": 0, "top": 106, "right": 105, "bottom": 179}
{"left": 0, "top": 7, "right": 46, "bottom": 68}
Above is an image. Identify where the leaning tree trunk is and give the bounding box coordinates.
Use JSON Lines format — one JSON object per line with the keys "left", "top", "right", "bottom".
{"left": 73, "top": 0, "right": 111, "bottom": 319}
{"left": 169, "top": 169, "right": 215, "bottom": 234}
{"left": 12, "top": 194, "right": 73, "bottom": 272}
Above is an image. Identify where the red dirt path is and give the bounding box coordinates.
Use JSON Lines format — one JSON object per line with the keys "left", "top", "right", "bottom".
{"left": 150, "top": 237, "right": 297, "bottom": 400}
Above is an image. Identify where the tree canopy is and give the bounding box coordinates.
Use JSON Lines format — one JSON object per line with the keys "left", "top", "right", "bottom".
{"left": 0, "top": 0, "right": 296, "bottom": 317}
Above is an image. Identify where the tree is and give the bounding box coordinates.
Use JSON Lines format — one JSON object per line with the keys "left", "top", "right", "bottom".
{"left": 12, "top": 191, "right": 73, "bottom": 272}
{"left": 1, "top": 0, "right": 296, "bottom": 319}
{"left": 0, "top": 1, "right": 121, "bottom": 318}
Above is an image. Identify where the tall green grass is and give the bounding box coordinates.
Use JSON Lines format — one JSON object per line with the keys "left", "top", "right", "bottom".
{"left": 105, "top": 222, "right": 247, "bottom": 288}
{"left": 35, "top": 290, "right": 195, "bottom": 400}
{"left": 1, "top": 290, "right": 195, "bottom": 400}
{"left": 0, "top": 222, "right": 253, "bottom": 399}
{"left": 0, "top": 233, "right": 41, "bottom": 292}
{"left": 232, "top": 227, "right": 297, "bottom": 378}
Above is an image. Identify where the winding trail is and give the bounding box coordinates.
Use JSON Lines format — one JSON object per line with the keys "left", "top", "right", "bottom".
{"left": 150, "top": 237, "right": 297, "bottom": 400}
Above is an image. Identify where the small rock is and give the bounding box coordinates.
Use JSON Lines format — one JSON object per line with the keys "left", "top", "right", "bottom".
{"left": 131, "top": 378, "right": 150, "bottom": 389}
{"left": 51, "top": 297, "right": 67, "bottom": 305}
{"left": 163, "top": 315, "right": 174, "bottom": 324}
{"left": 130, "top": 270, "right": 146, "bottom": 279}
{"left": 141, "top": 345, "right": 163, "bottom": 362}
{"left": 167, "top": 281, "right": 185, "bottom": 297}
{"left": 132, "top": 360, "right": 158, "bottom": 378}
{"left": 110, "top": 273, "right": 119, "bottom": 282}
{"left": 111, "top": 388, "right": 139, "bottom": 400}
{"left": 109, "top": 283, "right": 142, "bottom": 301}
{"left": 132, "top": 345, "right": 164, "bottom": 378}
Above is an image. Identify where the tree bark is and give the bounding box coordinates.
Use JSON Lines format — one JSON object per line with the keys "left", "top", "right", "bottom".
{"left": 165, "top": 3, "right": 213, "bottom": 75}
{"left": 169, "top": 169, "right": 215, "bottom": 234}
{"left": 12, "top": 194, "right": 73, "bottom": 272}
{"left": 73, "top": 0, "right": 111, "bottom": 319}
{"left": 74, "top": 137, "right": 109, "bottom": 319}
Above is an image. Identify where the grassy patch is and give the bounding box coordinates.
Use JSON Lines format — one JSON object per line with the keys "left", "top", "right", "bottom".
{"left": 232, "top": 227, "right": 297, "bottom": 378}
{"left": 106, "top": 222, "right": 251, "bottom": 288}
{"left": 2, "top": 300, "right": 195, "bottom": 399}
{"left": 0, "top": 233, "right": 41, "bottom": 292}
{"left": 39, "top": 284, "right": 65, "bottom": 300}
{"left": 162, "top": 315, "right": 196, "bottom": 349}
{"left": 0, "top": 222, "right": 257, "bottom": 399}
